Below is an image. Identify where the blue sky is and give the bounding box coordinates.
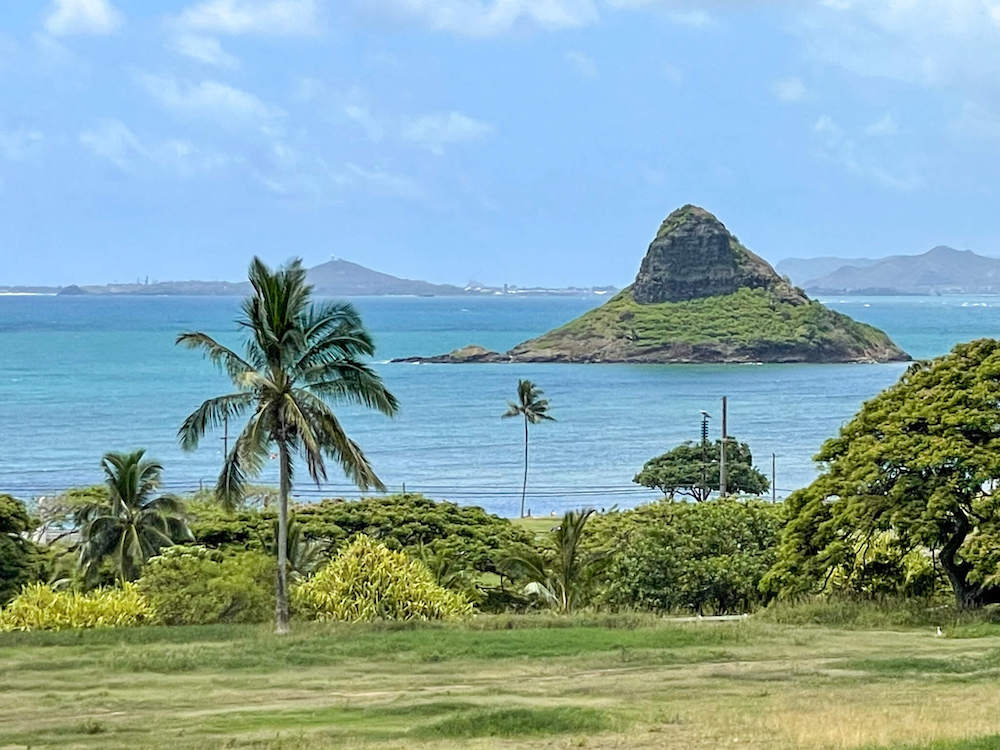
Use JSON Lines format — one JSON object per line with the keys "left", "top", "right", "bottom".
{"left": 3, "top": 0, "right": 1000, "bottom": 287}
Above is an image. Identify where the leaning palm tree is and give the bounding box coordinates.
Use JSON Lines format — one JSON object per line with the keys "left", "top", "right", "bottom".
{"left": 502, "top": 379, "right": 555, "bottom": 518}
{"left": 177, "top": 257, "right": 397, "bottom": 634}
{"left": 76, "top": 450, "right": 191, "bottom": 583}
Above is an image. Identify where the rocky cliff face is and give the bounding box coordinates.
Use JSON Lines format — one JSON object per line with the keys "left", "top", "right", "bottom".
{"left": 632, "top": 205, "right": 804, "bottom": 304}
{"left": 394, "top": 205, "right": 910, "bottom": 365}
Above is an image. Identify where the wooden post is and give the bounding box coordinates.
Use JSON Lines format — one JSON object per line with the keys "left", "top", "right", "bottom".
{"left": 772, "top": 452, "right": 777, "bottom": 502}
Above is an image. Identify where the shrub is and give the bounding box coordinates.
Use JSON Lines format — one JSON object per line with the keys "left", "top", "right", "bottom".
{"left": 187, "top": 493, "right": 532, "bottom": 580}
{"left": 293, "top": 535, "right": 473, "bottom": 623}
{"left": 589, "top": 498, "right": 783, "bottom": 614}
{"left": 137, "top": 546, "right": 274, "bottom": 626}
{"left": 0, "top": 582, "right": 151, "bottom": 631}
{"left": 0, "top": 495, "right": 45, "bottom": 605}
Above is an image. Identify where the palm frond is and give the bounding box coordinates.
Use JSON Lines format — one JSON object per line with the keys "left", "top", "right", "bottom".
{"left": 175, "top": 332, "right": 254, "bottom": 383}
{"left": 177, "top": 392, "right": 255, "bottom": 451}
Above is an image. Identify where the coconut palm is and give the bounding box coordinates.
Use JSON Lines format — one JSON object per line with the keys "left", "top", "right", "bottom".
{"left": 177, "top": 257, "right": 397, "bottom": 634}
{"left": 76, "top": 450, "right": 191, "bottom": 583}
{"left": 501, "top": 508, "right": 606, "bottom": 613}
{"left": 502, "top": 379, "right": 555, "bottom": 518}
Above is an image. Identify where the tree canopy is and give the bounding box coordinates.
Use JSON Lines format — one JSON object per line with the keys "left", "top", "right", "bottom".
{"left": 634, "top": 439, "right": 769, "bottom": 501}
{"left": 765, "top": 339, "right": 1000, "bottom": 608}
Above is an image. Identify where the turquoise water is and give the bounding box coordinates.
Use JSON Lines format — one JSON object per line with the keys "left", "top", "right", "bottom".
{"left": 1, "top": 294, "right": 995, "bottom": 516}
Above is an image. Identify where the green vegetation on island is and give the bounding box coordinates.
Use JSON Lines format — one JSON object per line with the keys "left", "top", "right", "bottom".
{"left": 397, "top": 205, "right": 908, "bottom": 364}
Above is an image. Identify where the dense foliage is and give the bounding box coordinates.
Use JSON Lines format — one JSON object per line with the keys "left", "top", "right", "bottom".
{"left": 765, "top": 339, "right": 1000, "bottom": 609}
{"left": 0, "top": 495, "right": 44, "bottom": 605}
{"left": 0, "top": 582, "right": 151, "bottom": 631}
{"left": 187, "top": 493, "right": 531, "bottom": 578}
{"left": 590, "top": 498, "right": 783, "bottom": 614}
{"left": 137, "top": 547, "right": 274, "bottom": 625}
{"left": 293, "top": 535, "right": 473, "bottom": 622}
{"left": 634, "top": 439, "right": 769, "bottom": 501}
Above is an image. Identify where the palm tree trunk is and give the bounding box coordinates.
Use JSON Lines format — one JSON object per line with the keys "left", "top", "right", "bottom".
{"left": 275, "top": 440, "right": 291, "bottom": 635}
{"left": 521, "top": 416, "right": 529, "bottom": 518}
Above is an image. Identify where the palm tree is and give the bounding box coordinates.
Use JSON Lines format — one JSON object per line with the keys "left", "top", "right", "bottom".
{"left": 502, "top": 379, "right": 555, "bottom": 518}
{"left": 177, "top": 257, "right": 398, "bottom": 634}
{"left": 77, "top": 450, "right": 191, "bottom": 583}
{"left": 501, "top": 508, "right": 606, "bottom": 613}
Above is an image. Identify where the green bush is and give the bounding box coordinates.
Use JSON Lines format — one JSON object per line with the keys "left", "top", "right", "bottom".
{"left": 137, "top": 547, "right": 274, "bottom": 625}
{"left": 0, "top": 582, "right": 152, "bottom": 631}
{"left": 293, "top": 535, "right": 474, "bottom": 622}
{"left": 589, "top": 498, "right": 783, "bottom": 614}
{"left": 187, "top": 493, "right": 531, "bottom": 580}
{"left": 0, "top": 495, "right": 45, "bottom": 605}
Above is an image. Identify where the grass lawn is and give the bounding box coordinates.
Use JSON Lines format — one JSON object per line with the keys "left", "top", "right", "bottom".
{"left": 3, "top": 615, "right": 1000, "bottom": 749}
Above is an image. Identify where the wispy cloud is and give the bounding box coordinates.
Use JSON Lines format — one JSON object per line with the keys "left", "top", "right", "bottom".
{"left": 167, "top": 34, "right": 240, "bottom": 69}
{"left": 45, "top": 0, "right": 122, "bottom": 36}
{"left": 343, "top": 163, "right": 424, "bottom": 200}
{"left": 565, "top": 50, "right": 598, "bottom": 78}
{"left": 0, "top": 128, "right": 45, "bottom": 161}
{"left": 865, "top": 113, "right": 898, "bottom": 137}
{"left": 772, "top": 76, "right": 807, "bottom": 102}
{"left": 813, "top": 114, "right": 921, "bottom": 191}
{"left": 360, "top": 0, "right": 598, "bottom": 36}
{"left": 79, "top": 118, "right": 235, "bottom": 174}
{"left": 136, "top": 73, "right": 281, "bottom": 125}
{"left": 402, "top": 111, "right": 493, "bottom": 155}
{"left": 344, "top": 104, "right": 385, "bottom": 142}
{"left": 174, "top": 0, "right": 320, "bottom": 36}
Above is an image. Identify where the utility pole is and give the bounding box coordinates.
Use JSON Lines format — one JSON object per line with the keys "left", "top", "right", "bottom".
{"left": 771, "top": 452, "right": 777, "bottom": 502}
{"left": 221, "top": 414, "right": 229, "bottom": 457}
{"left": 700, "top": 410, "right": 711, "bottom": 501}
{"left": 719, "top": 396, "right": 728, "bottom": 497}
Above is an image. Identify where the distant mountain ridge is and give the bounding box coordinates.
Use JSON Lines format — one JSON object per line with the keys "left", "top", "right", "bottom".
{"left": 0, "top": 258, "right": 612, "bottom": 297}
{"left": 785, "top": 246, "right": 1000, "bottom": 295}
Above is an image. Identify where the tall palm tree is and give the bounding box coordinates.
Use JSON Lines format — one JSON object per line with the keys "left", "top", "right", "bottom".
{"left": 77, "top": 450, "right": 191, "bottom": 583}
{"left": 501, "top": 508, "right": 606, "bottom": 613}
{"left": 502, "top": 379, "right": 555, "bottom": 518}
{"left": 177, "top": 257, "right": 397, "bottom": 634}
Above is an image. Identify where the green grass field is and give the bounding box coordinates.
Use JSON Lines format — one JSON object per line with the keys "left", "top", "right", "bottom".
{"left": 4, "top": 616, "right": 1000, "bottom": 749}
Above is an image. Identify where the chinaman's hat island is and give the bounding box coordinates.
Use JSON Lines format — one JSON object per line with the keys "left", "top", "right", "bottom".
{"left": 394, "top": 205, "right": 910, "bottom": 365}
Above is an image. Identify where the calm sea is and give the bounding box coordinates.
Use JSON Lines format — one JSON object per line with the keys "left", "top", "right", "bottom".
{"left": 0, "top": 293, "right": 994, "bottom": 516}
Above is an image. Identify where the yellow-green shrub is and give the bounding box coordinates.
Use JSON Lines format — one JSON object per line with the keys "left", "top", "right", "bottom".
{"left": 0, "top": 582, "right": 152, "bottom": 632}
{"left": 293, "top": 535, "right": 473, "bottom": 623}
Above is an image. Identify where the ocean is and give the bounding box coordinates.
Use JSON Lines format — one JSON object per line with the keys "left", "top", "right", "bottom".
{"left": 1, "top": 293, "right": 995, "bottom": 517}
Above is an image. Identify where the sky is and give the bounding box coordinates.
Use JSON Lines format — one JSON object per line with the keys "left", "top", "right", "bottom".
{"left": 4, "top": 0, "right": 1000, "bottom": 287}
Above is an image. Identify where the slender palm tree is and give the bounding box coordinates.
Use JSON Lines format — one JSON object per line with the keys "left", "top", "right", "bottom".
{"left": 177, "top": 257, "right": 397, "bottom": 634}
{"left": 502, "top": 379, "right": 554, "bottom": 518}
{"left": 501, "top": 508, "right": 606, "bottom": 613}
{"left": 76, "top": 450, "right": 191, "bottom": 583}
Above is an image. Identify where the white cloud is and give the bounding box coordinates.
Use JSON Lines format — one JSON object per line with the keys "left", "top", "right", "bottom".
{"left": 401, "top": 111, "right": 493, "bottom": 155}
{"left": 772, "top": 76, "right": 807, "bottom": 103}
{"left": 797, "top": 1, "right": 1000, "bottom": 88}
{"left": 0, "top": 128, "right": 44, "bottom": 161}
{"left": 344, "top": 104, "right": 385, "bottom": 142}
{"left": 79, "top": 119, "right": 144, "bottom": 170}
{"left": 565, "top": 50, "right": 598, "bottom": 78}
{"left": 952, "top": 101, "right": 1000, "bottom": 141}
{"left": 865, "top": 113, "right": 898, "bottom": 137}
{"left": 79, "top": 118, "right": 235, "bottom": 174}
{"left": 812, "top": 113, "right": 921, "bottom": 191}
{"left": 136, "top": 73, "right": 280, "bottom": 124}
{"left": 343, "top": 163, "right": 424, "bottom": 199}
{"left": 665, "top": 8, "right": 712, "bottom": 27}
{"left": 174, "top": 0, "right": 320, "bottom": 35}
{"left": 45, "top": 0, "right": 122, "bottom": 36}
{"left": 362, "top": 0, "right": 598, "bottom": 36}
{"left": 168, "top": 34, "right": 239, "bottom": 69}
